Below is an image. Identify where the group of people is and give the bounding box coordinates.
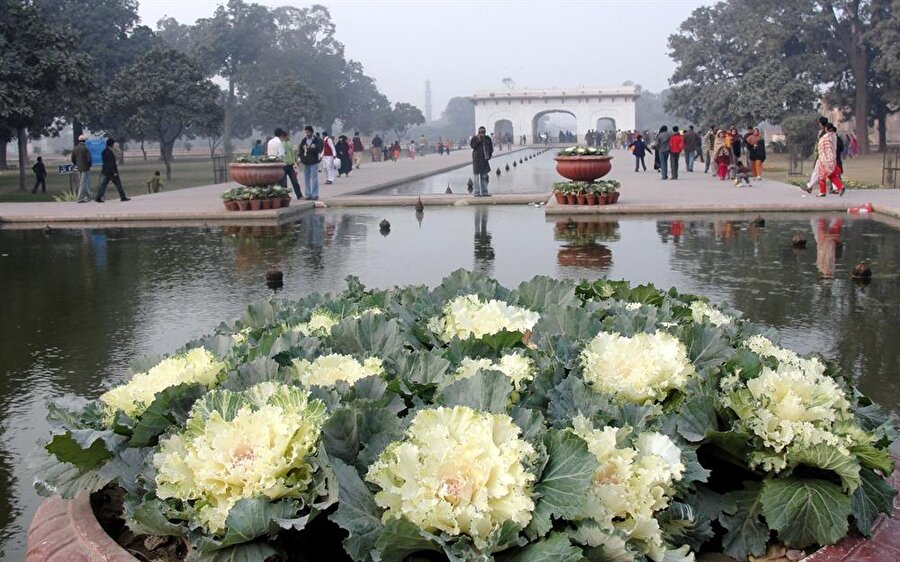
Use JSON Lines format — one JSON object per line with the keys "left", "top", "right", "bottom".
{"left": 70, "top": 135, "right": 132, "bottom": 203}
{"left": 625, "top": 125, "right": 767, "bottom": 186}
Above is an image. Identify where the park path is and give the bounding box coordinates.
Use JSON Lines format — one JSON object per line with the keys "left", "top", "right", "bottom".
{"left": 2, "top": 147, "right": 900, "bottom": 226}
{"left": 546, "top": 149, "right": 900, "bottom": 219}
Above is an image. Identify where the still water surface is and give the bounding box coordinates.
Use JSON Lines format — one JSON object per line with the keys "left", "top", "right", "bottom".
{"left": 2, "top": 207, "right": 899, "bottom": 559}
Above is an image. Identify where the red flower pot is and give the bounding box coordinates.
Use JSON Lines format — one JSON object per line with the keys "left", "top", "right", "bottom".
{"left": 223, "top": 200, "right": 239, "bottom": 211}
{"left": 612, "top": 191, "right": 620, "bottom": 203}
{"left": 237, "top": 200, "right": 250, "bottom": 211}
{"left": 554, "top": 192, "right": 566, "bottom": 204}
{"left": 565, "top": 194, "right": 577, "bottom": 205}
{"left": 586, "top": 194, "right": 598, "bottom": 205}
{"left": 282, "top": 197, "right": 291, "bottom": 207}
{"left": 261, "top": 199, "right": 272, "bottom": 210}
{"left": 249, "top": 199, "right": 262, "bottom": 211}
{"left": 599, "top": 194, "right": 610, "bottom": 205}
{"left": 576, "top": 193, "right": 587, "bottom": 205}
{"left": 554, "top": 155, "right": 613, "bottom": 182}
{"left": 228, "top": 163, "right": 286, "bottom": 187}
{"left": 270, "top": 197, "right": 283, "bottom": 209}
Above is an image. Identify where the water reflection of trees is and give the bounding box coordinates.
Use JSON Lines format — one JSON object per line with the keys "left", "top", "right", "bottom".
{"left": 553, "top": 219, "right": 617, "bottom": 269}
{"left": 661, "top": 217, "right": 900, "bottom": 411}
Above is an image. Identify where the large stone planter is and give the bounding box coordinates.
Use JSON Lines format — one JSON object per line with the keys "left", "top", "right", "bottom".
{"left": 26, "top": 452, "right": 900, "bottom": 562}
{"left": 228, "top": 163, "right": 285, "bottom": 187}
{"left": 554, "top": 155, "right": 613, "bottom": 182}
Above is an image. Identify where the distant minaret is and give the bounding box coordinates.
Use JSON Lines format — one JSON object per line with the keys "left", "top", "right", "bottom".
{"left": 424, "top": 79, "right": 433, "bottom": 122}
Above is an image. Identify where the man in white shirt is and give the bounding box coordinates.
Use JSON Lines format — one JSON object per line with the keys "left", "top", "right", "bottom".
{"left": 267, "top": 128, "right": 286, "bottom": 159}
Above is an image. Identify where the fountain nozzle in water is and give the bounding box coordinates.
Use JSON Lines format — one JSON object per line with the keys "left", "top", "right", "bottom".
{"left": 266, "top": 266, "right": 284, "bottom": 290}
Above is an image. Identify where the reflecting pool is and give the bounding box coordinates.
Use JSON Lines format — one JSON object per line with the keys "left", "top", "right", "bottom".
{"left": 2, "top": 207, "right": 899, "bottom": 559}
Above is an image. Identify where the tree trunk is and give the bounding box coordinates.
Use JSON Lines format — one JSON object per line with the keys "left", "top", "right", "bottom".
{"left": 140, "top": 139, "right": 147, "bottom": 161}
{"left": 876, "top": 108, "right": 887, "bottom": 152}
{"left": 72, "top": 120, "right": 83, "bottom": 147}
{"left": 17, "top": 127, "right": 28, "bottom": 191}
{"left": 847, "top": 5, "right": 870, "bottom": 155}
{"left": 223, "top": 77, "right": 234, "bottom": 159}
{"left": 0, "top": 140, "right": 7, "bottom": 169}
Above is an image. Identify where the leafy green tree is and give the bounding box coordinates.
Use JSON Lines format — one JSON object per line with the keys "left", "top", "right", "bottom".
{"left": 781, "top": 113, "right": 822, "bottom": 159}
{"left": 106, "top": 49, "right": 221, "bottom": 180}
{"left": 189, "top": 0, "right": 276, "bottom": 158}
{"left": 250, "top": 78, "right": 323, "bottom": 137}
{"left": 666, "top": 1, "right": 821, "bottom": 128}
{"left": 380, "top": 103, "right": 426, "bottom": 141}
{"left": 0, "top": 1, "right": 92, "bottom": 189}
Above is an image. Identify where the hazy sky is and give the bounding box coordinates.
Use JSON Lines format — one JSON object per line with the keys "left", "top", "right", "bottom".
{"left": 137, "top": 0, "right": 713, "bottom": 117}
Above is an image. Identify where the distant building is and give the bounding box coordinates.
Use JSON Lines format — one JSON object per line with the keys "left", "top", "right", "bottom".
{"left": 424, "top": 79, "right": 433, "bottom": 123}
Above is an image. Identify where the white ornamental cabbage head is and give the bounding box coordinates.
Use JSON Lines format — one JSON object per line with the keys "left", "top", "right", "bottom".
{"left": 580, "top": 331, "right": 695, "bottom": 404}
{"left": 454, "top": 354, "right": 535, "bottom": 391}
{"left": 366, "top": 405, "right": 537, "bottom": 547}
{"left": 571, "top": 416, "right": 690, "bottom": 562}
{"left": 153, "top": 382, "right": 327, "bottom": 533}
{"left": 100, "top": 348, "right": 225, "bottom": 421}
{"left": 292, "top": 353, "right": 384, "bottom": 387}
{"left": 689, "top": 301, "right": 732, "bottom": 327}
{"left": 428, "top": 294, "right": 540, "bottom": 343}
{"left": 722, "top": 340, "right": 857, "bottom": 472}
{"left": 289, "top": 310, "right": 341, "bottom": 337}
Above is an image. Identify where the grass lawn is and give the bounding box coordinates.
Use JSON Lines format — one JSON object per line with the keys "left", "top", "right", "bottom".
{"left": 0, "top": 156, "right": 225, "bottom": 202}
{"left": 760, "top": 151, "right": 895, "bottom": 188}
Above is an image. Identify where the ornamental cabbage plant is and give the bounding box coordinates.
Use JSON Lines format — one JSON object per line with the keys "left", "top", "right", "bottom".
{"left": 31, "top": 272, "right": 896, "bottom": 562}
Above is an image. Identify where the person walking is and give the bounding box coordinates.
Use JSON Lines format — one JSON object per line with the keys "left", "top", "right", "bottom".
{"left": 336, "top": 135, "right": 352, "bottom": 177}
{"left": 371, "top": 134, "right": 383, "bottom": 162}
{"left": 470, "top": 126, "right": 494, "bottom": 197}
{"left": 298, "top": 125, "right": 322, "bottom": 200}
{"left": 407, "top": 140, "right": 417, "bottom": 160}
{"left": 352, "top": 132, "right": 365, "bottom": 168}
{"left": 812, "top": 123, "right": 844, "bottom": 197}
{"left": 280, "top": 130, "right": 302, "bottom": 198}
{"left": 669, "top": 126, "right": 683, "bottom": 180}
{"left": 95, "top": 138, "right": 130, "bottom": 202}
{"left": 250, "top": 139, "right": 264, "bottom": 157}
{"left": 72, "top": 134, "right": 93, "bottom": 203}
{"left": 321, "top": 131, "right": 336, "bottom": 184}
{"left": 147, "top": 170, "right": 164, "bottom": 193}
{"left": 713, "top": 131, "right": 730, "bottom": 180}
{"left": 656, "top": 126, "right": 671, "bottom": 180}
{"left": 747, "top": 128, "right": 766, "bottom": 180}
{"left": 31, "top": 156, "right": 47, "bottom": 194}
{"left": 703, "top": 127, "right": 716, "bottom": 174}
{"left": 628, "top": 134, "right": 651, "bottom": 171}
{"left": 683, "top": 126, "right": 700, "bottom": 172}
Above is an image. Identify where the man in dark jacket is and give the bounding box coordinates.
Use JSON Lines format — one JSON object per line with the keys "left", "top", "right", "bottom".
{"left": 683, "top": 126, "right": 701, "bottom": 172}
{"left": 72, "top": 135, "right": 93, "bottom": 202}
{"left": 371, "top": 134, "right": 383, "bottom": 162}
{"left": 298, "top": 125, "right": 323, "bottom": 200}
{"left": 32, "top": 156, "right": 47, "bottom": 193}
{"left": 95, "top": 138, "right": 130, "bottom": 202}
{"left": 352, "top": 132, "right": 365, "bottom": 168}
{"left": 470, "top": 126, "right": 494, "bottom": 197}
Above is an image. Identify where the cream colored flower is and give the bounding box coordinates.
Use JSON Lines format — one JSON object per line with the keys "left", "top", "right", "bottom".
{"left": 580, "top": 331, "right": 695, "bottom": 404}
{"left": 154, "top": 383, "right": 327, "bottom": 533}
{"left": 429, "top": 295, "right": 540, "bottom": 343}
{"left": 571, "top": 416, "right": 690, "bottom": 562}
{"left": 366, "top": 406, "right": 536, "bottom": 547}
{"left": 689, "top": 301, "right": 732, "bottom": 327}
{"left": 454, "top": 354, "right": 535, "bottom": 391}
{"left": 100, "top": 348, "right": 225, "bottom": 421}
{"left": 290, "top": 310, "right": 340, "bottom": 337}
{"left": 292, "top": 353, "right": 384, "bottom": 387}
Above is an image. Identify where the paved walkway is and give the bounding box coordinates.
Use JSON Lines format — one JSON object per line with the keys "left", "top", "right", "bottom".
{"left": 0, "top": 148, "right": 526, "bottom": 226}
{"left": 545, "top": 150, "right": 900, "bottom": 219}
{"left": 3, "top": 147, "right": 900, "bottom": 226}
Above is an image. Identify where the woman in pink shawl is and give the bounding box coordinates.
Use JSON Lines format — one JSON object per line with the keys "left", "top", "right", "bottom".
{"left": 814, "top": 124, "right": 844, "bottom": 197}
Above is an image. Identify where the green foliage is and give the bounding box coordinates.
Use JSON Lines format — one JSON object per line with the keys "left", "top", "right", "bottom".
{"left": 32, "top": 272, "right": 897, "bottom": 561}
{"left": 780, "top": 113, "right": 822, "bottom": 159}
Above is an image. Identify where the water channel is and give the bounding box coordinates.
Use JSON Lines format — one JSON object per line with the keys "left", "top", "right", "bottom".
{"left": 2, "top": 180, "right": 900, "bottom": 559}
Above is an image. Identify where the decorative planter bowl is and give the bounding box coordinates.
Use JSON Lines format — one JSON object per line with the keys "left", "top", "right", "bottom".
{"left": 228, "top": 163, "right": 285, "bottom": 187}
{"left": 554, "top": 155, "right": 613, "bottom": 182}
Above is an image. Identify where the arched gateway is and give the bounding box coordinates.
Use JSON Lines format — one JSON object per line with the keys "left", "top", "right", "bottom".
{"left": 471, "top": 86, "right": 639, "bottom": 144}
